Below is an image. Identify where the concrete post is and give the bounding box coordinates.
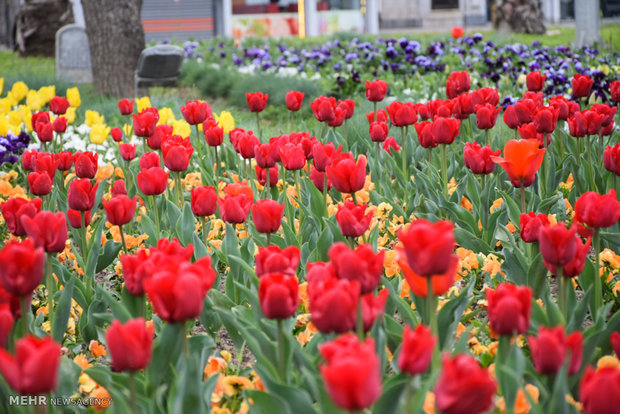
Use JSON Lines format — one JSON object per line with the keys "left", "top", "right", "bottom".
{"left": 574, "top": 0, "right": 601, "bottom": 47}
{"left": 305, "top": 0, "right": 319, "bottom": 36}
{"left": 365, "top": 0, "right": 379, "bottom": 34}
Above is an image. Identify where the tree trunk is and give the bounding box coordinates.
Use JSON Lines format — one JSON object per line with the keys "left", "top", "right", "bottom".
{"left": 81, "top": 0, "right": 144, "bottom": 97}
{"left": 15, "top": 0, "right": 74, "bottom": 56}
{"left": 493, "top": 0, "right": 546, "bottom": 34}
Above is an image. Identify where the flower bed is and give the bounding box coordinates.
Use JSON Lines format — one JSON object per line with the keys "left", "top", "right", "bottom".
{"left": 1, "top": 39, "right": 620, "bottom": 414}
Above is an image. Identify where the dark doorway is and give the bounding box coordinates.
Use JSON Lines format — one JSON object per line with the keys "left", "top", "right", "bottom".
{"left": 432, "top": 0, "right": 459, "bottom": 9}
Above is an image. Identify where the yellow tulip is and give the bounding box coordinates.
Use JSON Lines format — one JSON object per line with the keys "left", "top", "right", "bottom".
{"left": 123, "top": 123, "right": 132, "bottom": 136}
{"left": 66, "top": 87, "right": 81, "bottom": 108}
{"left": 85, "top": 110, "right": 104, "bottom": 127}
{"left": 0, "top": 98, "right": 10, "bottom": 115}
{"left": 136, "top": 96, "right": 152, "bottom": 112}
{"left": 16, "top": 105, "right": 31, "bottom": 124}
{"left": 214, "top": 111, "right": 235, "bottom": 134}
{"left": 64, "top": 107, "right": 76, "bottom": 124}
{"left": 26, "top": 90, "right": 43, "bottom": 112}
{"left": 0, "top": 117, "right": 9, "bottom": 136}
{"left": 157, "top": 106, "right": 175, "bottom": 125}
{"left": 24, "top": 113, "right": 33, "bottom": 132}
{"left": 7, "top": 110, "right": 20, "bottom": 126}
{"left": 172, "top": 119, "right": 191, "bottom": 137}
{"left": 11, "top": 81, "right": 28, "bottom": 102}
{"left": 90, "top": 123, "right": 110, "bottom": 145}
{"left": 38, "top": 86, "right": 55, "bottom": 104}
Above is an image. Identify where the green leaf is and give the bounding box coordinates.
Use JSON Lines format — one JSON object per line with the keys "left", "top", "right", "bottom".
{"left": 96, "top": 241, "right": 122, "bottom": 273}
{"left": 372, "top": 373, "right": 409, "bottom": 414}
{"left": 526, "top": 253, "right": 548, "bottom": 298}
{"left": 454, "top": 228, "right": 492, "bottom": 254}
{"left": 176, "top": 203, "right": 196, "bottom": 246}
{"left": 52, "top": 278, "right": 74, "bottom": 342}
{"left": 86, "top": 216, "right": 106, "bottom": 278}
{"left": 437, "top": 278, "right": 475, "bottom": 350}
{"left": 499, "top": 190, "right": 522, "bottom": 228}
{"left": 146, "top": 323, "right": 184, "bottom": 394}
{"left": 245, "top": 390, "right": 291, "bottom": 414}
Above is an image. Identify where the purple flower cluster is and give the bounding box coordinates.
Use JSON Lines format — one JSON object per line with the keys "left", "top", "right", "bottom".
{"left": 0, "top": 131, "right": 30, "bottom": 165}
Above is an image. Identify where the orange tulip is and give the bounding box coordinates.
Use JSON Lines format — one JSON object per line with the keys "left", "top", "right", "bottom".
{"left": 397, "top": 249, "right": 457, "bottom": 298}
{"left": 491, "top": 139, "right": 546, "bottom": 188}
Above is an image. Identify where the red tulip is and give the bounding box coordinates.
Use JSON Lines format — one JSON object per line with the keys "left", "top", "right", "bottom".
{"left": 105, "top": 318, "right": 154, "bottom": 372}
{"left": 365, "top": 80, "right": 388, "bottom": 102}
{"left": 329, "top": 243, "right": 384, "bottom": 294}
{"left": 366, "top": 109, "right": 388, "bottom": 124}
{"left": 309, "top": 167, "right": 329, "bottom": 192}
{"left": 52, "top": 116, "right": 67, "bottom": 133}
{"left": 313, "top": 142, "right": 341, "bottom": 172}
{"left": 611, "top": 332, "right": 620, "bottom": 358}
{"left": 0, "top": 239, "right": 44, "bottom": 297}
{"left": 486, "top": 283, "right": 532, "bottom": 336}
{"left": 161, "top": 135, "right": 193, "bottom": 171}
{"left": 255, "top": 245, "right": 300, "bottom": 277}
{"left": 463, "top": 142, "right": 499, "bottom": 175}
{"left": 285, "top": 90, "right": 304, "bottom": 112}
{"left": 319, "top": 334, "right": 382, "bottom": 411}
{"left": 32, "top": 152, "right": 58, "bottom": 180}
{"left": 144, "top": 257, "right": 216, "bottom": 323}
{"left": 398, "top": 324, "right": 436, "bottom": 375}
{"left": 309, "top": 277, "right": 359, "bottom": 333}
{"left": 21, "top": 149, "right": 37, "bottom": 171}
{"left": 54, "top": 151, "right": 74, "bottom": 171}
{"left": 475, "top": 104, "right": 500, "bottom": 130}
{"left": 383, "top": 136, "right": 401, "bottom": 154}
{"left": 120, "top": 143, "right": 136, "bottom": 161}
{"left": 311, "top": 96, "right": 336, "bottom": 122}
{"left": 445, "top": 71, "right": 470, "bottom": 99}
{"left": 258, "top": 273, "right": 299, "bottom": 319}
{"left": 428, "top": 99, "right": 454, "bottom": 118}
{"left": 111, "top": 180, "right": 127, "bottom": 196}
{"left": 103, "top": 195, "right": 137, "bottom": 226}
{"left": 397, "top": 250, "right": 457, "bottom": 298}
{"left": 180, "top": 100, "right": 211, "bottom": 125}
{"left": 67, "top": 179, "right": 98, "bottom": 211}
{"left": 503, "top": 105, "right": 520, "bottom": 129}
{"left": 580, "top": 366, "right": 620, "bottom": 414}
{"left": 327, "top": 106, "right": 346, "bottom": 128}
{"left": 325, "top": 153, "right": 366, "bottom": 194}
{"left": 532, "top": 106, "right": 558, "bottom": 135}
{"left": 1, "top": 197, "right": 42, "bottom": 237}
{"left": 148, "top": 124, "right": 173, "bottom": 150}
{"left": 27, "top": 171, "right": 52, "bottom": 196}
{"left": 133, "top": 109, "right": 159, "bottom": 138}
{"left": 361, "top": 289, "right": 388, "bottom": 332}
{"left": 255, "top": 143, "right": 276, "bottom": 169}
{"left": 386, "top": 101, "right": 417, "bottom": 127}
{"left": 611, "top": 80, "right": 620, "bottom": 102}
{"left": 519, "top": 212, "right": 549, "bottom": 243}
{"left": 539, "top": 224, "right": 577, "bottom": 267}
{"left": 528, "top": 326, "right": 582, "bottom": 375}
{"left": 236, "top": 130, "right": 260, "bottom": 159}
{"left": 572, "top": 74, "right": 593, "bottom": 98}
{"left": 137, "top": 167, "right": 168, "bottom": 196}
{"left": 549, "top": 96, "right": 571, "bottom": 121}
{"left": 31, "top": 112, "right": 50, "bottom": 131}
{"left": 218, "top": 188, "right": 253, "bottom": 224}
{"left": 591, "top": 103, "right": 617, "bottom": 127}
{"left": 604, "top": 143, "right": 620, "bottom": 176}
{"left": 256, "top": 166, "right": 279, "bottom": 187}
{"left": 398, "top": 219, "right": 455, "bottom": 277}
{"left": 120, "top": 249, "right": 150, "bottom": 296}
{"left": 575, "top": 190, "right": 620, "bottom": 229}
{"left": 35, "top": 121, "right": 53, "bottom": 143}
{"left": 203, "top": 117, "right": 223, "bottom": 147}
{"left": 118, "top": 99, "right": 134, "bottom": 116}
{"left": 451, "top": 26, "right": 464, "bottom": 39}
{"left": 568, "top": 112, "right": 588, "bottom": 138}
{"left": 491, "top": 139, "right": 546, "bottom": 188}
{"left": 526, "top": 71, "right": 546, "bottom": 92}
{"left": 582, "top": 109, "right": 604, "bottom": 135}
{"left": 514, "top": 99, "right": 538, "bottom": 125}
{"left": 49, "top": 96, "right": 70, "bottom": 115}
{"left": 435, "top": 354, "right": 496, "bottom": 414}
{"left": 246, "top": 92, "right": 268, "bottom": 112}
{"left": 0, "top": 335, "right": 60, "bottom": 395}
{"left": 431, "top": 117, "right": 460, "bottom": 145}
{"left": 339, "top": 99, "right": 355, "bottom": 119}
{"left": 67, "top": 209, "right": 91, "bottom": 229}
{"left": 336, "top": 200, "right": 372, "bottom": 238}
{"left": 74, "top": 151, "right": 98, "bottom": 179}
{"left": 20, "top": 211, "right": 67, "bottom": 254}
{"left": 279, "top": 143, "right": 305, "bottom": 171}
{"left": 252, "top": 199, "right": 284, "bottom": 234}
{"left": 190, "top": 186, "right": 217, "bottom": 217}
{"left": 415, "top": 121, "right": 436, "bottom": 149}
{"left": 545, "top": 235, "right": 591, "bottom": 278}
{"left": 139, "top": 152, "right": 160, "bottom": 171}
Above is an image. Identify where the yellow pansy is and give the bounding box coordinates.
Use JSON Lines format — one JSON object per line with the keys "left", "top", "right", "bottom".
{"left": 85, "top": 110, "right": 104, "bottom": 127}
{"left": 90, "top": 123, "right": 110, "bottom": 145}
{"left": 66, "top": 87, "right": 81, "bottom": 107}
{"left": 158, "top": 106, "right": 175, "bottom": 125}
{"left": 64, "top": 107, "right": 76, "bottom": 124}
{"left": 136, "top": 96, "right": 152, "bottom": 112}
{"left": 26, "top": 90, "right": 43, "bottom": 112}
{"left": 214, "top": 110, "right": 235, "bottom": 133}
{"left": 172, "top": 119, "right": 191, "bottom": 137}
{"left": 11, "top": 81, "right": 28, "bottom": 102}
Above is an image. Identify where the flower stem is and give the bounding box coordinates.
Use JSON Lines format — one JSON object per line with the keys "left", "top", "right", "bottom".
{"left": 401, "top": 127, "right": 407, "bottom": 179}
{"left": 119, "top": 225, "right": 129, "bottom": 254}
{"left": 520, "top": 186, "right": 526, "bottom": 213}
{"left": 323, "top": 173, "right": 328, "bottom": 217}
{"left": 201, "top": 216, "right": 208, "bottom": 249}
{"left": 266, "top": 165, "right": 271, "bottom": 194}
{"left": 129, "top": 371, "right": 138, "bottom": 414}
{"left": 46, "top": 253, "right": 56, "bottom": 333}
{"left": 351, "top": 191, "right": 357, "bottom": 205}
{"left": 356, "top": 298, "right": 364, "bottom": 341}
{"left": 485, "top": 129, "right": 489, "bottom": 146}
{"left": 266, "top": 232, "right": 271, "bottom": 246}
{"left": 256, "top": 112, "right": 261, "bottom": 141}
{"left": 558, "top": 268, "right": 568, "bottom": 325}
{"left": 152, "top": 196, "right": 161, "bottom": 239}
{"left": 441, "top": 144, "right": 448, "bottom": 197}
{"left": 277, "top": 319, "right": 286, "bottom": 382}
{"left": 214, "top": 145, "right": 220, "bottom": 179}
{"left": 593, "top": 229, "right": 602, "bottom": 319}
{"left": 586, "top": 135, "right": 596, "bottom": 191}
{"left": 20, "top": 295, "right": 30, "bottom": 335}
{"left": 80, "top": 211, "right": 88, "bottom": 259}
